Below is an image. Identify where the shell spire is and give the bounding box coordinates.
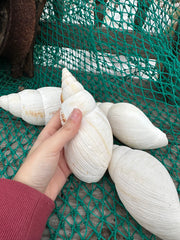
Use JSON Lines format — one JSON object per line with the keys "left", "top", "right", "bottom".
{"left": 0, "top": 87, "right": 62, "bottom": 125}
{"left": 0, "top": 95, "right": 9, "bottom": 111}
{"left": 0, "top": 93, "right": 21, "bottom": 118}
{"left": 61, "top": 68, "right": 97, "bottom": 123}
{"left": 61, "top": 68, "right": 84, "bottom": 102}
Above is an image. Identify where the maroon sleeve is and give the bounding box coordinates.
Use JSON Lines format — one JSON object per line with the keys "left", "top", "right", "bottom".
{"left": 0, "top": 179, "right": 55, "bottom": 240}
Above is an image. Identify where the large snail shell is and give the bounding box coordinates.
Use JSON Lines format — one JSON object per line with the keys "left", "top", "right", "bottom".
{"left": 103, "top": 102, "right": 168, "bottom": 149}
{"left": 109, "top": 145, "right": 180, "bottom": 240}
{"left": 60, "top": 68, "right": 113, "bottom": 183}
{"left": 0, "top": 87, "right": 61, "bottom": 125}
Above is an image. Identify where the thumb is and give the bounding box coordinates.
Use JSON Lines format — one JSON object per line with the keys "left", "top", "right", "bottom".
{"left": 44, "top": 108, "right": 82, "bottom": 153}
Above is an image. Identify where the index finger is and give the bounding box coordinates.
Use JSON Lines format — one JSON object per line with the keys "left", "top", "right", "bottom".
{"left": 30, "top": 110, "right": 62, "bottom": 153}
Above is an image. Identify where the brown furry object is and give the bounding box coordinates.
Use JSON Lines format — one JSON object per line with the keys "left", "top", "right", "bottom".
{"left": 0, "top": 0, "right": 47, "bottom": 78}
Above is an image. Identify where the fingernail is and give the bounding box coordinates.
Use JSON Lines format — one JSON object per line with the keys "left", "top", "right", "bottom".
{"left": 69, "top": 108, "right": 82, "bottom": 121}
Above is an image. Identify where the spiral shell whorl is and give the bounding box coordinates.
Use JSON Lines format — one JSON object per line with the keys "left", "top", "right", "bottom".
{"left": 37, "top": 87, "right": 61, "bottom": 125}
{"left": 61, "top": 68, "right": 97, "bottom": 124}
{"left": 0, "top": 93, "right": 21, "bottom": 118}
{"left": 61, "top": 68, "right": 84, "bottom": 101}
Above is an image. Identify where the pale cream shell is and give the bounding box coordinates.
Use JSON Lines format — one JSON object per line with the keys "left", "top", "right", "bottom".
{"left": 0, "top": 87, "right": 61, "bottom": 125}
{"left": 107, "top": 103, "right": 168, "bottom": 149}
{"left": 109, "top": 145, "right": 180, "bottom": 240}
{"left": 60, "top": 68, "right": 113, "bottom": 183}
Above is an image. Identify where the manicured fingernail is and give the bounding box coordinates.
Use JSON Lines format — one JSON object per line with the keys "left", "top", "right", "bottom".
{"left": 69, "top": 108, "right": 82, "bottom": 121}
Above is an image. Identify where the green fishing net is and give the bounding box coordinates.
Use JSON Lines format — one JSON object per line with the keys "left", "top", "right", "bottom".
{"left": 0, "top": 0, "right": 180, "bottom": 239}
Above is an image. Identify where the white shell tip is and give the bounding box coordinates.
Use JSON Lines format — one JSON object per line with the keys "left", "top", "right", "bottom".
{"left": 62, "top": 68, "right": 75, "bottom": 82}
{"left": 98, "top": 102, "right": 114, "bottom": 117}
{"left": 61, "top": 68, "right": 79, "bottom": 89}
{"left": 161, "top": 133, "right": 168, "bottom": 146}
{"left": 152, "top": 129, "right": 168, "bottom": 149}
{"left": 0, "top": 95, "right": 9, "bottom": 111}
{"left": 62, "top": 67, "right": 69, "bottom": 75}
{"left": 108, "top": 145, "right": 131, "bottom": 182}
{"left": 113, "top": 144, "right": 119, "bottom": 150}
{"left": 61, "top": 68, "right": 85, "bottom": 102}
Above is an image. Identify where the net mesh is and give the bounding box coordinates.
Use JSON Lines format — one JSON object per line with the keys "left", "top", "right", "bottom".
{"left": 0, "top": 0, "right": 180, "bottom": 239}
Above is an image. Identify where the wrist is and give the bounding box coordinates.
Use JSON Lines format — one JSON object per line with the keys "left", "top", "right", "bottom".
{"left": 13, "top": 172, "right": 45, "bottom": 194}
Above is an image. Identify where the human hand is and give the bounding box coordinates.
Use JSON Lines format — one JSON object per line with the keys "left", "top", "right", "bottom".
{"left": 14, "top": 108, "right": 82, "bottom": 201}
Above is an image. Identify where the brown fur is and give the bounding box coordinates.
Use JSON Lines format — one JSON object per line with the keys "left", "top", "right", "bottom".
{"left": 0, "top": 0, "right": 47, "bottom": 78}
{"left": 1, "top": 0, "right": 36, "bottom": 78}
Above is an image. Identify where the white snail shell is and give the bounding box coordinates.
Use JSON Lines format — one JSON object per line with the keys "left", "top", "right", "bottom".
{"left": 109, "top": 145, "right": 180, "bottom": 240}
{"left": 60, "top": 68, "right": 113, "bottom": 183}
{"left": 0, "top": 87, "right": 62, "bottom": 125}
{"left": 99, "top": 102, "right": 168, "bottom": 149}
{"left": 97, "top": 102, "right": 114, "bottom": 117}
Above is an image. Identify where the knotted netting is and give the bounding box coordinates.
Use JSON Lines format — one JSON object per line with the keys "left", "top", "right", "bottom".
{"left": 0, "top": 0, "right": 180, "bottom": 239}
